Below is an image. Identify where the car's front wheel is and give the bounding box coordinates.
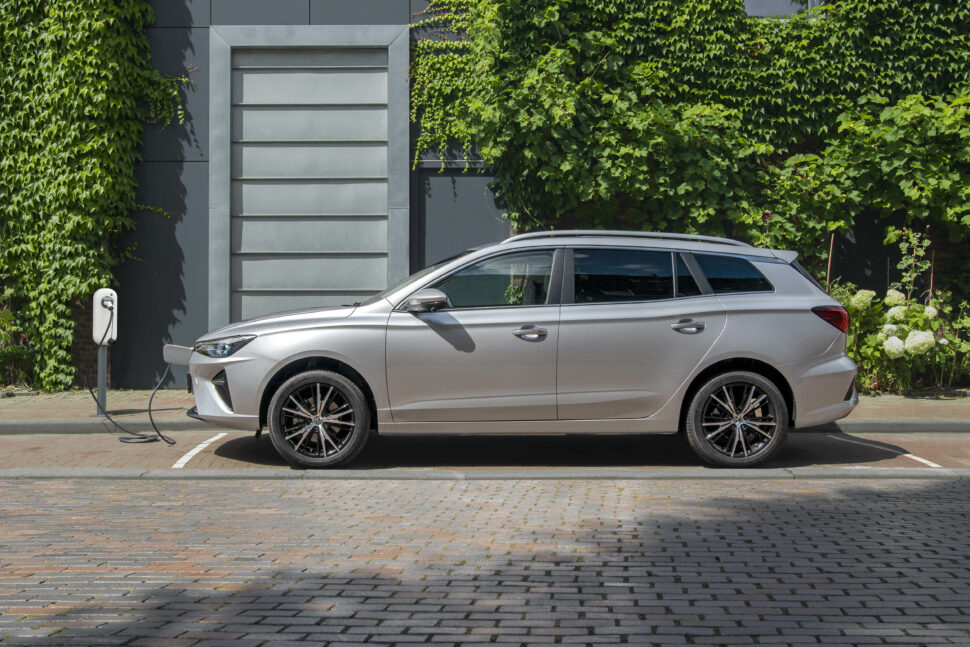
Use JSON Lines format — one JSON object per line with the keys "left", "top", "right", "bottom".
{"left": 684, "top": 371, "right": 789, "bottom": 468}
{"left": 267, "top": 370, "right": 371, "bottom": 468}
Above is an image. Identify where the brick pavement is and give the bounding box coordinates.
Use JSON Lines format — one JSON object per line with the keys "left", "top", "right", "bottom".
{"left": 0, "top": 479, "right": 968, "bottom": 646}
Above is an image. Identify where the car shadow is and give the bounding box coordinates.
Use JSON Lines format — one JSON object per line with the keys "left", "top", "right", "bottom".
{"left": 213, "top": 429, "right": 913, "bottom": 469}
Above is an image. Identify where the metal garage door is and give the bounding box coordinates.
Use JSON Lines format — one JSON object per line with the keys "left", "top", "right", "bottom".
{"left": 229, "top": 47, "right": 390, "bottom": 320}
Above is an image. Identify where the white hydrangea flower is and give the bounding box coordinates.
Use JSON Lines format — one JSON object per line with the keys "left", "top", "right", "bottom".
{"left": 939, "top": 338, "right": 949, "bottom": 346}
{"left": 849, "top": 290, "right": 876, "bottom": 311}
{"left": 903, "top": 330, "right": 935, "bottom": 356}
{"left": 884, "top": 289, "right": 907, "bottom": 307}
{"left": 886, "top": 305, "right": 907, "bottom": 323}
{"left": 924, "top": 306, "right": 938, "bottom": 320}
{"left": 883, "top": 336, "right": 905, "bottom": 358}
{"left": 881, "top": 324, "right": 898, "bottom": 335}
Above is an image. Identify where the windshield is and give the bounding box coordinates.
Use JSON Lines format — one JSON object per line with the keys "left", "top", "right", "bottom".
{"left": 359, "top": 251, "right": 472, "bottom": 306}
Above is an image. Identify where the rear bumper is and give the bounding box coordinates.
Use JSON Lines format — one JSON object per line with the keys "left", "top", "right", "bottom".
{"left": 785, "top": 353, "right": 858, "bottom": 428}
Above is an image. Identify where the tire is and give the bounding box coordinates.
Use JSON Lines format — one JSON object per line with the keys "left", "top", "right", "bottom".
{"left": 267, "top": 370, "right": 371, "bottom": 468}
{"left": 684, "top": 371, "right": 789, "bottom": 468}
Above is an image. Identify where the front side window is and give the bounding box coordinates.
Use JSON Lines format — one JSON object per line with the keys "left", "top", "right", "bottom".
{"left": 573, "top": 248, "right": 674, "bottom": 303}
{"left": 434, "top": 250, "right": 555, "bottom": 308}
{"left": 694, "top": 254, "right": 773, "bottom": 294}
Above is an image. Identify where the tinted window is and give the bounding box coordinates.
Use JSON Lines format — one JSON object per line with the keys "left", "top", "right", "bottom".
{"left": 434, "top": 250, "right": 555, "bottom": 308}
{"left": 694, "top": 254, "right": 773, "bottom": 294}
{"left": 573, "top": 249, "right": 673, "bottom": 303}
{"left": 675, "top": 254, "right": 702, "bottom": 297}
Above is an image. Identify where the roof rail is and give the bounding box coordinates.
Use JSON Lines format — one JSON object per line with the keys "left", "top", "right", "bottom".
{"left": 502, "top": 230, "right": 752, "bottom": 248}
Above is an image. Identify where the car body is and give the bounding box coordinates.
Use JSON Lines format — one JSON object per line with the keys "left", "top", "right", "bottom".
{"left": 185, "top": 230, "right": 858, "bottom": 467}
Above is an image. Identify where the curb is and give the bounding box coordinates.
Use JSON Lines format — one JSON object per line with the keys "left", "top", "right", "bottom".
{"left": 0, "top": 418, "right": 215, "bottom": 434}
{"left": 805, "top": 420, "right": 970, "bottom": 434}
{"left": 0, "top": 467, "right": 968, "bottom": 480}
{"left": 2, "top": 418, "right": 970, "bottom": 435}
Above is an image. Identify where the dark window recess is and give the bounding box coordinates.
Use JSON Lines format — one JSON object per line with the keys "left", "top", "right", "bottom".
{"left": 694, "top": 254, "right": 773, "bottom": 294}
{"left": 574, "top": 249, "right": 673, "bottom": 303}
{"left": 675, "top": 254, "right": 702, "bottom": 297}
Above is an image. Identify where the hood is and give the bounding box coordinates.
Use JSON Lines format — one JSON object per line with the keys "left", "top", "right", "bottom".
{"left": 197, "top": 305, "right": 356, "bottom": 342}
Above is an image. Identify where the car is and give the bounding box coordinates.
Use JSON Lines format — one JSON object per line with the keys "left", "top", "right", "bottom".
{"left": 181, "top": 230, "right": 858, "bottom": 468}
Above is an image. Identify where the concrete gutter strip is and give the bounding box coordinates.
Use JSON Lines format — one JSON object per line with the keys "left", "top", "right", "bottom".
{"left": 0, "top": 467, "right": 968, "bottom": 480}
{"left": 0, "top": 418, "right": 212, "bottom": 434}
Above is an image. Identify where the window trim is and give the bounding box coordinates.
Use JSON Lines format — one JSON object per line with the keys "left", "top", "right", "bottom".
{"left": 394, "top": 246, "right": 564, "bottom": 312}
{"left": 562, "top": 246, "right": 713, "bottom": 307}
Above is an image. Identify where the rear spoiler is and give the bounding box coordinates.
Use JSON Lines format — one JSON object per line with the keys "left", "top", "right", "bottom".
{"left": 770, "top": 249, "right": 799, "bottom": 263}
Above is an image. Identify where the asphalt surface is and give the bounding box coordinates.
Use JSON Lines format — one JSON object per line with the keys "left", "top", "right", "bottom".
{"left": 0, "top": 427, "right": 969, "bottom": 478}
{"left": 1, "top": 478, "right": 968, "bottom": 646}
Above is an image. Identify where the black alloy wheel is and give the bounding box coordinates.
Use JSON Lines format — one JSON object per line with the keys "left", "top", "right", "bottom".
{"left": 684, "top": 371, "right": 789, "bottom": 467}
{"left": 267, "top": 370, "right": 371, "bottom": 468}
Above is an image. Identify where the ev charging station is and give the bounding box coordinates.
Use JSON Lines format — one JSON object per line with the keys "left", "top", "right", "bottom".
{"left": 92, "top": 288, "right": 118, "bottom": 417}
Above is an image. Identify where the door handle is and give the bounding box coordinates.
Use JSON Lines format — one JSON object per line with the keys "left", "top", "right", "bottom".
{"left": 671, "top": 319, "right": 705, "bottom": 334}
{"left": 513, "top": 326, "right": 547, "bottom": 340}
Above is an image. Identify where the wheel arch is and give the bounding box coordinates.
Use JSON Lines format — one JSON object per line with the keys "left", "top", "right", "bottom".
{"left": 259, "top": 356, "right": 378, "bottom": 431}
{"left": 678, "top": 357, "right": 795, "bottom": 432}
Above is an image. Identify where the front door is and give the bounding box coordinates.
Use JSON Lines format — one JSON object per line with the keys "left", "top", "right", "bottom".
{"left": 386, "top": 249, "right": 561, "bottom": 422}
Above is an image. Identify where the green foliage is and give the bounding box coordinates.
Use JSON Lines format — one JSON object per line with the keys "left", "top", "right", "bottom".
{"left": 410, "top": 0, "right": 477, "bottom": 165}
{"left": 411, "top": 0, "right": 970, "bottom": 278}
{"left": 765, "top": 94, "right": 970, "bottom": 274}
{"left": 0, "top": 1, "right": 182, "bottom": 390}
{"left": 832, "top": 282, "right": 970, "bottom": 392}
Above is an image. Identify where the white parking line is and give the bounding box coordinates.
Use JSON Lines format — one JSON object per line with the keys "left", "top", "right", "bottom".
{"left": 171, "top": 433, "right": 227, "bottom": 469}
{"left": 826, "top": 434, "right": 943, "bottom": 468}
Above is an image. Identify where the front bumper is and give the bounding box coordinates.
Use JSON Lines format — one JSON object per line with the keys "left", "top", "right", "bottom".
{"left": 186, "top": 349, "right": 271, "bottom": 432}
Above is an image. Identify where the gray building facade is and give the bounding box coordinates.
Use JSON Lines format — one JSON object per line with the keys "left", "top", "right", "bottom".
{"left": 113, "top": 0, "right": 509, "bottom": 388}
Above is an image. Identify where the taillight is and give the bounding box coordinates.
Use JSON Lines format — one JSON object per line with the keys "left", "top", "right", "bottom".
{"left": 812, "top": 306, "right": 849, "bottom": 333}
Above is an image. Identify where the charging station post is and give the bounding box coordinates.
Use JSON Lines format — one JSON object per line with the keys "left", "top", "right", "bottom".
{"left": 92, "top": 288, "right": 118, "bottom": 417}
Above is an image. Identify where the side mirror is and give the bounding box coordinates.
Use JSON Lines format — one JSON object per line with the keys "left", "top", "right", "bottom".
{"left": 405, "top": 288, "right": 449, "bottom": 313}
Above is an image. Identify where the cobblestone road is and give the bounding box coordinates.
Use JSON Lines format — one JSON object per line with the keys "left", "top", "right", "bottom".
{"left": 1, "top": 479, "right": 968, "bottom": 646}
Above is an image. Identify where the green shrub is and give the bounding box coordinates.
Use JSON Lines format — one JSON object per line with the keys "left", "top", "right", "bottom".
{"left": 0, "top": 345, "right": 35, "bottom": 387}
{"left": 832, "top": 282, "right": 970, "bottom": 392}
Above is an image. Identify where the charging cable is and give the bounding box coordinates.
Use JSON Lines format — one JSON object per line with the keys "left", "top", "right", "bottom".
{"left": 86, "top": 301, "right": 176, "bottom": 445}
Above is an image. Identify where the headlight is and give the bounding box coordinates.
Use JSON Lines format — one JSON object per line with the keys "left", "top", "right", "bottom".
{"left": 193, "top": 335, "right": 255, "bottom": 358}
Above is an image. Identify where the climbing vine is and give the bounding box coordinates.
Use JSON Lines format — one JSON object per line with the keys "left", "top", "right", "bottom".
{"left": 410, "top": 0, "right": 970, "bottom": 276}
{"left": 0, "top": 0, "right": 185, "bottom": 390}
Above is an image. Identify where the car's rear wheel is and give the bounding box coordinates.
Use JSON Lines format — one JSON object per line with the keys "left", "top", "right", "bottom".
{"left": 684, "top": 371, "right": 789, "bottom": 468}
{"left": 267, "top": 370, "right": 370, "bottom": 468}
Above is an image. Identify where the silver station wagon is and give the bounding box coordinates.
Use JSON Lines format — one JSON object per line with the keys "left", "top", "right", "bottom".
{"left": 182, "top": 231, "right": 858, "bottom": 468}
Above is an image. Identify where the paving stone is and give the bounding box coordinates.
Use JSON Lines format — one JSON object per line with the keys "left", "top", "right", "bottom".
{"left": 0, "top": 479, "right": 969, "bottom": 646}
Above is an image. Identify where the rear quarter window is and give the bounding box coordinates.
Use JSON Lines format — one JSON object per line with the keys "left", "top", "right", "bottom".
{"left": 694, "top": 254, "right": 773, "bottom": 294}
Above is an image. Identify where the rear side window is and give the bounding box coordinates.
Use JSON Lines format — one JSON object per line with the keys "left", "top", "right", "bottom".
{"left": 573, "top": 248, "right": 673, "bottom": 303}
{"left": 694, "top": 254, "right": 773, "bottom": 294}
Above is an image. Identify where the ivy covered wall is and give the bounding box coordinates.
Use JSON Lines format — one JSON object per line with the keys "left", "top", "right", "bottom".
{"left": 411, "top": 0, "right": 970, "bottom": 279}
{"left": 0, "top": 0, "right": 181, "bottom": 390}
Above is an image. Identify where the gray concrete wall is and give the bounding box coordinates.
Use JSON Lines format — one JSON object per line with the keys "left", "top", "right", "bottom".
{"left": 112, "top": 0, "right": 509, "bottom": 388}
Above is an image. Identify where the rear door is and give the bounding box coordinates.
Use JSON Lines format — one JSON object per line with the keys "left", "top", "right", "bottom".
{"left": 556, "top": 247, "right": 726, "bottom": 420}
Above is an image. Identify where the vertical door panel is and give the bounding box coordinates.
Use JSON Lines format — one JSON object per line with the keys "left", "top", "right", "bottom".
{"left": 386, "top": 307, "right": 559, "bottom": 421}
{"left": 557, "top": 298, "right": 726, "bottom": 420}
